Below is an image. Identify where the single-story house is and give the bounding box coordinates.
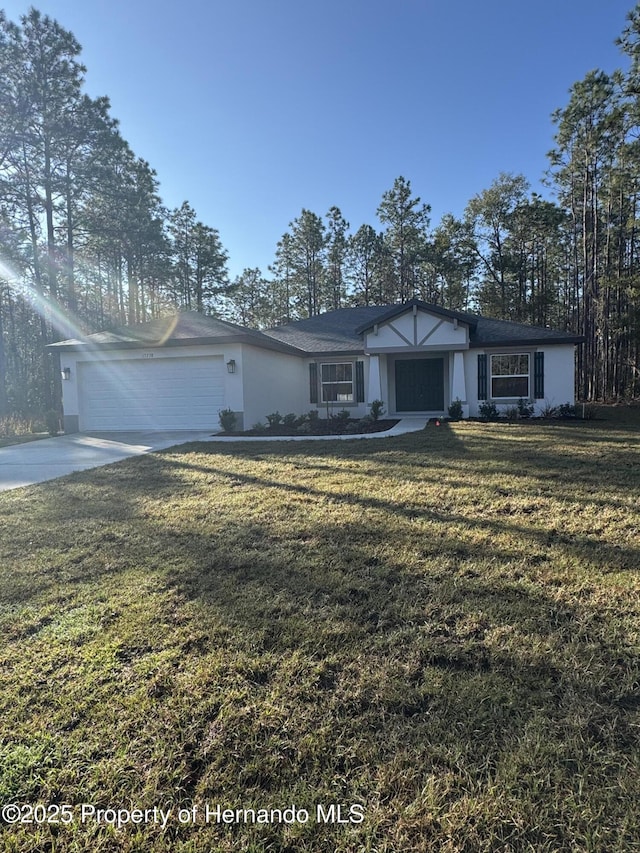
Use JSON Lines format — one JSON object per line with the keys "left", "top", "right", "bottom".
{"left": 50, "top": 300, "right": 582, "bottom": 433}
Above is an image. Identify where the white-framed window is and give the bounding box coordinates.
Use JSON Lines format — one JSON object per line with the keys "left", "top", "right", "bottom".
{"left": 490, "top": 353, "right": 530, "bottom": 398}
{"left": 321, "top": 362, "right": 354, "bottom": 402}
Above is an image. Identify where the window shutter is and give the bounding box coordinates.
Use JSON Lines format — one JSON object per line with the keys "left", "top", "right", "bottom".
{"left": 477, "top": 354, "right": 487, "bottom": 400}
{"left": 355, "top": 361, "right": 365, "bottom": 403}
{"left": 534, "top": 351, "right": 544, "bottom": 399}
{"left": 309, "top": 363, "right": 318, "bottom": 404}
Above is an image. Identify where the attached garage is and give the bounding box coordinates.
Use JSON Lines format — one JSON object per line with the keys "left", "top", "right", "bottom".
{"left": 77, "top": 355, "right": 225, "bottom": 431}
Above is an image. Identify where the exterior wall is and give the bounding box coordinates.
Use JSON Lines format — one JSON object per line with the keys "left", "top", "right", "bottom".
{"left": 240, "top": 346, "right": 306, "bottom": 426}
{"left": 464, "top": 345, "right": 576, "bottom": 417}
{"left": 464, "top": 350, "right": 480, "bottom": 416}
{"left": 449, "top": 351, "right": 469, "bottom": 418}
{"left": 306, "top": 355, "right": 370, "bottom": 419}
{"left": 537, "top": 344, "right": 576, "bottom": 410}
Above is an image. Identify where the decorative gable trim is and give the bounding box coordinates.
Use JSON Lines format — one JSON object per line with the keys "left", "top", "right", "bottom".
{"left": 417, "top": 319, "right": 445, "bottom": 346}
{"left": 363, "top": 306, "right": 469, "bottom": 353}
{"left": 385, "top": 322, "right": 413, "bottom": 346}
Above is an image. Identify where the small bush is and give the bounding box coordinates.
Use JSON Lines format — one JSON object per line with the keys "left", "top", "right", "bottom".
{"left": 557, "top": 402, "right": 577, "bottom": 419}
{"left": 45, "top": 409, "right": 60, "bottom": 436}
{"left": 266, "top": 412, "right": 283, "bottom": 428}
{"left": 517, "top": 398, "right": 534, "bottom": 418}
{"left": 307, "top": 409, "right": 319, "bottom": 423}
{"left": 251, "top": 421, "right": 266, "bottom": 433}
{"left": 448, "top": 398, "right": 463, "bottom": 421}
{"left": 370, "top": 400, "right": 385, "bottom": 421}
{"left": 283, "top": 413, "right": 298, "bottom": 427}
{"left": 539, "top": 401, "right": 559, "bottom": 419}
{"left": 296, "top": 421, "right": 312, "bottom": 434}
{"left": 478, "top": 401, "right": 500, "bottom": 421}
{"left": 218, "top": 408, "right": 237, "bottom": 432}
{"left": 505, "top": 405, "right": 519, "bottom": 421}
{"left": 335, "top": 409, "right": 351, "bottom": 422}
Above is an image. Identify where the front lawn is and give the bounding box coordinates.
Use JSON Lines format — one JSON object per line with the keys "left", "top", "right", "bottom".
{"left": 0, "top": 416, "right": 639, "bottom": 852}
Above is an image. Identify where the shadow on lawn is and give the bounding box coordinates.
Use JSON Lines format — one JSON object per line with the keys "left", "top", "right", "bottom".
{"left": 151, "top": 449, "right": 640, "bottom": 576}
{"left": 2, "top": 422, "right": 639, "bottom": 852}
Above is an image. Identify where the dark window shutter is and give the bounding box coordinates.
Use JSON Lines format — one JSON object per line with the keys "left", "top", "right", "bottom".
{"left": 478, "top": 354, "right": 487, "bottom": 400}
{"left": 309, "top": 363, "right": 318, "bottom": 404}
{"left": 534, "top": 352, "right": 544, "bottom": 399}
{"left": 355, "top": 361, "right": 365, "bottom": 403}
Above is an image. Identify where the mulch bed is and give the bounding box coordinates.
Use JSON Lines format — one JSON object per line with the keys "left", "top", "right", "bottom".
{"left": 218, "top": 419, "right": 400, "bottom": 437}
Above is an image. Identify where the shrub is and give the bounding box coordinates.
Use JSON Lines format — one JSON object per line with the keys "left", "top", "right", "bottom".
{"left": 45, "top": 409, "right": 60, "bottom": 436}
{"left": 557, "top": 402, "right": 577, "bottom": 419}
{"left": 307, "top": 409, "right": 319, "bottom": 423}
{"left": 335, "top": 409, "right": 351, "bottom": 422}
{"left": 283, "top": 412, "right": 298, "bottom": 427}
{"left": 265, "top": 412, "right": 283, "bottom": 428}
{"left": 505, "top": 405, "right": 519, "bottom": 421}
{"left": 447, "top": 398, "right": 463, "bottom": 421}
{"left": 478, "top": 401, "right": 500, "bottom": 421}
{"left": 539, "top": 401, "right": 559, "bottom": 419}
{"left": 218, "top": 408, "right": 237, "bottom": 432}
{"left": 296, "top": 421, "right": 312, "bottom": 434}
{"left": 517, "top": 398, "right": 534, "bottom": 418}
{"left": 370, "top": 400, "right": 385, "bottom": 421}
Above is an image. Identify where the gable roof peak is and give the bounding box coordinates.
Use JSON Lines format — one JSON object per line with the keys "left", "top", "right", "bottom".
{"left": 354, "top": 300, "right": 478, "bottom": 334}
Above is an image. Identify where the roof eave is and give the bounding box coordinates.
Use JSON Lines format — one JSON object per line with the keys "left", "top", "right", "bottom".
{"left": 47, "top": 334, "right": 305, "bottom": 356}
{"left": 469, "top": 336, "right": 585, "bottom": 348}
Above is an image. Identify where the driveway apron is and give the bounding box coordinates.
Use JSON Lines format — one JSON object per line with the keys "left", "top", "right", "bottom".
{"left": 0, "top": 431, "right": 214, "bottom": 492}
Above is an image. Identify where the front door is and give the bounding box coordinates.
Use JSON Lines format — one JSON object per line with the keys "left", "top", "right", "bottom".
{"left": 395, "top": 358, "right": 444, "bottom": 411}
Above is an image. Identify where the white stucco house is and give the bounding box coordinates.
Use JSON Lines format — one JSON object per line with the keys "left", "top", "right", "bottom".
{"left": 50, "top": 300, "right": 582, "bottom": 433}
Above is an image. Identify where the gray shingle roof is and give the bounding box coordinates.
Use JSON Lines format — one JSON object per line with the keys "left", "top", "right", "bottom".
{"left": 469, "top": 316, "right": 583, "bottom": 347}
{"left": 49, "top": 312, "right": 302, "bottom": 354}
{"left": 50, "top": 303, "right": 582, "bottom": 354}
{"left": 263, "top": 301, "right": 582, "bottom": 352}
{"left": 262, "top": 306, "right": 386, "bottom": 353}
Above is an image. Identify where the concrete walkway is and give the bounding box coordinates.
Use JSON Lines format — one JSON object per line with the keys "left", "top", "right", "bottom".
{"left": 0, "top": 419, "right": 427, "bottom": 492}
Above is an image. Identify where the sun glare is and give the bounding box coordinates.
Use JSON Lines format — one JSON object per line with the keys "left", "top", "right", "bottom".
{"left": 0, "top": 257, "right": 86, "bottom": 343}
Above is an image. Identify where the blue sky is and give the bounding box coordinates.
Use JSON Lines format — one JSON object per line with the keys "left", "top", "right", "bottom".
{"left": 2, "top": 0, "right": 635, "bottom": 278}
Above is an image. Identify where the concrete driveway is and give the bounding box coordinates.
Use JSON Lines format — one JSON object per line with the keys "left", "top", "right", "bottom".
{"left": 0, "top": 419, "right": 428, "bottom": 493}
{"left": 0, "top": 431, "right": 215, "bottom": 492}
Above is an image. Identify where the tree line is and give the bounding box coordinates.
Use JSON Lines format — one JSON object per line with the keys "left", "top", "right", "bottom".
{"left": 1, "top": 6, "right": 639, "bottom": 420}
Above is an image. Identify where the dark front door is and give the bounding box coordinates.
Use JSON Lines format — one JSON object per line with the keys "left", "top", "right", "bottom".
{"left": 395, "top": 358, "right": 444, "bottom": 411}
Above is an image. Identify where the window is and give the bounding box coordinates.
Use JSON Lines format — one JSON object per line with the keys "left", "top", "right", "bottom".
{"left": 321, "top": 362, "right": 354, "bottom": 402}
{"left": 490, "top": 353, "right": 530, "bottom": 398}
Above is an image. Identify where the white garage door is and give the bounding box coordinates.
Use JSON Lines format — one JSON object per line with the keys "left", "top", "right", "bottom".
{"left": 78, "top": 356, "right": 226, "bottom": 430}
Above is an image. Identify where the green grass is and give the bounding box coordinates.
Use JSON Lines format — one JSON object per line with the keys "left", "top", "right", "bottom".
{"left": 0, "top": 412, "right": 639, "bottom": 851}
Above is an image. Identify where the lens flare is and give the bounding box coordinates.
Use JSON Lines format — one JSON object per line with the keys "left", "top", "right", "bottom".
{"left": 0, "top": 257, "right": 87, "bottom": 343}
